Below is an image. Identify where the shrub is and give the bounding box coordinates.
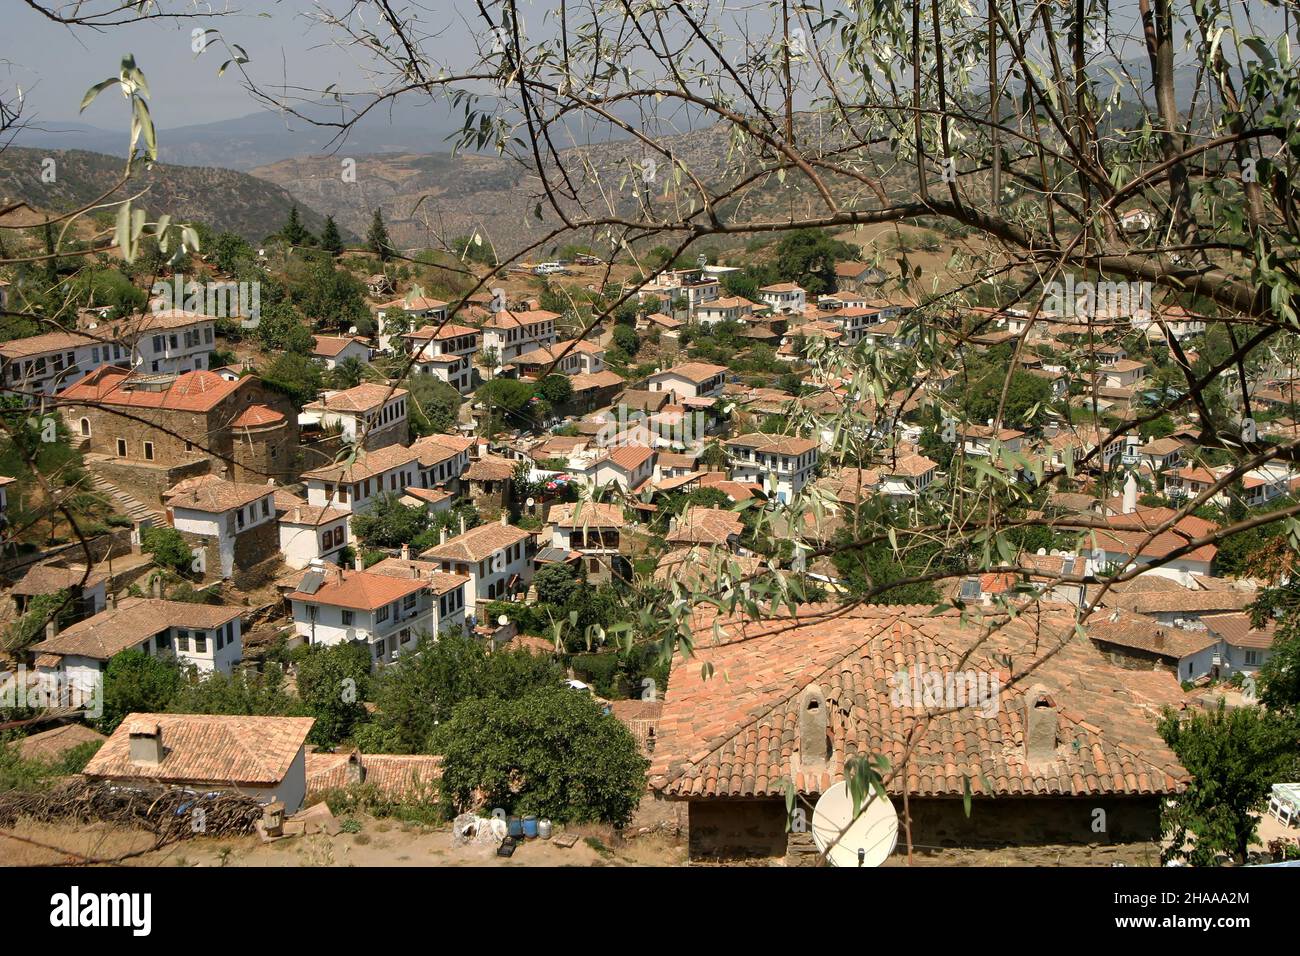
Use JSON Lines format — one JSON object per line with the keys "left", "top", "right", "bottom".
{"left": 438, "top": 688, "right": 647, "bottom": 824}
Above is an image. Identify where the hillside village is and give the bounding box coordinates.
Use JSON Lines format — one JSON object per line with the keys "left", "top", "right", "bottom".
{"left": 0, "top": 200, "right": 1296, "bottom": 869}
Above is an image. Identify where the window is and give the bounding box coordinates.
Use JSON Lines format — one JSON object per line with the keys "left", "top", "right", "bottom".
{"left": 403, "top": 593, "right": 416, "bottom": 611}
{"left": 155, "top": 633, "right": 169, "bottom": 651}
{"left": 260, "top": 498, "right": 269, "bottom": 518}
{"left": 116, "top": 438, "right": 128, "bottom": 457}
{"left": 177, "top": 631, "right": 190, "bottom": 652}
{"left": 195, "top": 633, "right": 207, "bottom": 653}
{"left": 1246, "top": 650, "right": 1259, "bottom": 666}
{"left": 79, "top": 418, "right": 90, "bottom": 437}
{"left": 376, "top": 605, "right": 390, "bottom": 623}
{"left": 236, "top": 509, "right": 245, "bottom": 530}
{"left": 342, "top": 609, "right": 354, "bottom": 626}
{"left": 143, "top": 441, "right": 154, "bottom": 461}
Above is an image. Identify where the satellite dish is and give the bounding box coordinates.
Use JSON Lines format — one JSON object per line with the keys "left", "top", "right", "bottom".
{"left": 497, "top": 614, "right": 510, "bottom": 627}
{"left": 810, "top": 781, "right": 899, "bottom": 867}
{"left": 526, "top": 497, "right": 535, "bottom": 509}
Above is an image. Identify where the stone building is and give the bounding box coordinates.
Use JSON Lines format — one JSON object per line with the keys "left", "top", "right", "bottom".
{"left": 58, "top": 367, "right": 299, "bottom": 502}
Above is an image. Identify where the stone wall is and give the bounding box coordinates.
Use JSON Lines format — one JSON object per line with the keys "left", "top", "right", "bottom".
{"left": 93, "top": 457, "right": 210, "bottom": 510}
{"left": 231, "top": 519, "right": 282, "bottom": 589}
{"left": 684, "top": 794, "right": 1166, "bottom": 867}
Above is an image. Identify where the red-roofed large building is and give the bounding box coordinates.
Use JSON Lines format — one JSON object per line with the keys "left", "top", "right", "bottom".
{"left": 725, "top": 433, "right": 820, "bottom": 503}
{"left": 420, "top": 516, "right": 535, "bottom": 607}
{"left": 0, "top": 329, "right": 130, "bottom": 399}
{"left": 120, "top": 309, "right": 218, "bottom": 376}
{"left": 645, "top": 362, "right": 727, "bottom": 402}
{"left": 58, "top": 366, "right": 299, "bottom": 485}
{"left": 402, "top": 323, "right": 480, "bottom": 392}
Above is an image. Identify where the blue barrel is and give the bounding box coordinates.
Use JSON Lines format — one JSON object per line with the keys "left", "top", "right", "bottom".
{"left": 507, "top": 816, "right": 524, "bottom": 838}
{"left": 522, "top": 815, "right": 539, "bottom": 838}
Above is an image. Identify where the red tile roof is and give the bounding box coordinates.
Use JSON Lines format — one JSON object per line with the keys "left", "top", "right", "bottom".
{"left": 650, "top": 605, "right": 1188, "bottom": 800}
{"left": 84, "top": 713, "right": 314, "bottom": 787}
{"left": 230, "top": 404, "right": 285, "bottom": 428}
{"left": 59, "top": 366, "right": 242, "bottom": 413}
{"left": 287, "top": 567, "right": 427, "bottom": 611}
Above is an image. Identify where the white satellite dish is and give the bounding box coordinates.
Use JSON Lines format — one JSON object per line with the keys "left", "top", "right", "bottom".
{"left": 497, "top": 614, "right": 510, "bottom": 627}
{"left": 811, "top": 781, "right": 899, "bottom": 867}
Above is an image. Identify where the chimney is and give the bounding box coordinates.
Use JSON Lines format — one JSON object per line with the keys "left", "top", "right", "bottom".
{"left": 128, "top": 721, "right": 164, "bottom": 766}
{"left": 459, "top": 515, "right": 466, "bottom": 536}
{"left": 45, "top": 619, "right": 58, "bottom": 640}
{"left": 354, "top": 553, "right": 364, "bottom": 572}
{"left": 1024, "top": 687, "right": 1058, "bottom": 763}
{"left": 1122, "top": 471, "right": 1138, "bottom": 515}
{"left": 400, "top": 543, "right": 411, "bottom": 561}
{"left": 151, "top": 575, "right": 163, "bottom": 599}
{"left": 1154, "top": 628, "right": 1165, "bottom": 649}
{"left": 345, "top": 752, "right": 364, "bottom": 786}
{"left": 106, "top": 591, "right": 117, "bottom": 611}
{"left": 440, "top": 527, "right": 448, "bottom": 545}
{"left": 293, "top": 507, "right": 302, "bottom": 523}
{"left": 500, "top": 512, "right": 508, "bottom": 527}
{"left": 798, "top": 686, "right": 830, "bottom": 771}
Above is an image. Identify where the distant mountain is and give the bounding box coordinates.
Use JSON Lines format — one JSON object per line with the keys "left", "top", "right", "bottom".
{"left": 0, "top": 147, "right": 336, "bottom": 242}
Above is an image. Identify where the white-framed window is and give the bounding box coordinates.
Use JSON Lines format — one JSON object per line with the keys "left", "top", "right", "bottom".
{"left": 143, "top": 441, "right": 155, "bottom": 461}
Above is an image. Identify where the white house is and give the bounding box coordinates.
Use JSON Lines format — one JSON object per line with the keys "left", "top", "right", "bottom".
{"left": 125, "top": 310, "right": 217, "bottom": 374}
{"left": 645, "top": 362, "right": 727, "bottom": 402}
{"left": 509, "top": 338, "right": 606, "bottom": 378}
{"left": 481, "top": 309, "right": 559, "bottom": 363}
{"left": 30, "top": 596, "right": 244, "bottom": 691}
{"left": 695, "top": 296, "right": 757, "bottom": 327}
{"left": 278, "top": 503, "right": 352, "bottom": 570}
{"left": 402, "top": 323, "right": 480, "bottom": 393}
{"left": 287, "top": 558, "right": 469, "bottom": 669}
{"left": 301, "top": 444, "right": 423, "bottom": 517}
{"left": 83, "top": 713, "right": 315, "bottom": 814}
{"left": 164, "top": 478, "right": 278, "bottom": 580}
{"left": 374, "top": 294, "right": 449, "bottom": 351}
{"left": 410, "top": 433, "right": 473, "bottom": 490}
{"left": 725, "top": 433, "right": 820, "bottom": 503}
{"left": 569, "top": 443, "right": 657, "bottom": 494}
{"left": 758, "top": 282, "right": 807, "bottom": 315}
{"left": 1, "top": 330, "right": 128, "bottom": 399}
{"left": 420, "top": 516, "right": 535, "bottom": 609}
{"left": 311, "top": 335, "right": 372, "bottom": 370}
{"left": 302, "top": 383, "right": 409, "bottom": 451}
{"left": 547, "top": 500, "right": 626, "bottom": 579}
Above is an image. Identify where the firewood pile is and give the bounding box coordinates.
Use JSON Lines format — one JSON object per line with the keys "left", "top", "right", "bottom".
{"left": 0, "top": 778, "right": 263, "bottom": 841}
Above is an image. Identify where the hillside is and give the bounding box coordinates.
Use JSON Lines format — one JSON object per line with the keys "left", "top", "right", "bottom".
{"left": 0, "top": 148, "right": 336, "bottom": 243}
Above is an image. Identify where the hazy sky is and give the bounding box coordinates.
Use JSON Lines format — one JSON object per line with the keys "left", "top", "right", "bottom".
{"left": 3, "top": 1, "right": 1293, "bottom": 130}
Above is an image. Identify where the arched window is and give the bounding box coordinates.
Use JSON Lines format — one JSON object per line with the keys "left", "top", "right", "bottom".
{"left": 79, "top": 418, "right": 91, "bottom": 437}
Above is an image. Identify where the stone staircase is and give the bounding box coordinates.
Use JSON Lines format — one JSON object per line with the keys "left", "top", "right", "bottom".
{"left": 89, "top": 473, "right": 166, "bottom": 528}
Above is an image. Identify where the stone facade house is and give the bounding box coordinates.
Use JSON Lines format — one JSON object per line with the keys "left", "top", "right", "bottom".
{"left": 302, "top": 383, "right": 409, "bottom": 451}
{"left": 162, "top": 476, "right": 281, "bottom": 583}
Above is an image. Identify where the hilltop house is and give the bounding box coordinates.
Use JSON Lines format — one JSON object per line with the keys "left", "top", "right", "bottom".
{"left": 286, "top": 558, "right": 469, "bottom": 668}
{"left": 645, "top": 362, "right": 727, "bottom": 402}
{"left": 302, "top": 383, "right": 409, "bottom": 451}
{"left": 758, "top": 282, "right": 807, "bottom": 314}
{"left": 480, "top": 309, "right": 560, "bottom": 363}
{"left": 163, "top": 476, "right": 280, "bottom": 582}
{"left": 402, "top": 323, "right": 480, "bottom": 393}
{"left": 84, "top": 714, "right": 315, "bottom": 813}
{"left": 311, "top": 335, "right": 371, "bottom": 370}
{"left": 725, "top": 433, "right": 820, "bottom": 503}
{"left": 123, "top": 310, "right": 217, "bottom": 375}
{"left": 420, "top": 516, "right": 535, "bottom": 609}
{"left": 277, "top": 501, "right": 352, "bottom": 570}
{"left": 374, "top": 295, "right": 449, "bottom": 351}
{"left": 31, "top": 596, "right": 243, "bottom": 693}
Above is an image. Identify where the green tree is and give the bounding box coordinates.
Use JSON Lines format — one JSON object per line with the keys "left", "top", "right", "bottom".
{"left": 773, "top": 228, "right": 859, "bottom": 295}
{"left": 349, "top": 494, "right": 431, "bottom": 550}
{"left": 255, "top": 298, "right": 314, "bottom": 354}
{"left": 612, "top": 324, "right": 640, "bottom": 357}
{"left": 406, "top": 375, "right": 463, "bottom": 435}
{"left": 291, "top": 259, "right": 370, "bottom": 332}
{"left": 438, "top": 688, "right": 648, "bottom": 824}
{"left": 962, "top": 368, "right": 1053, "bottom": 429}
{"left": 367, "top": 208, "right": 393, "bottom": 261}
{"left": 1157, "top": 701, "right": 1299, "bottom": 865}
{"left": 533, "top": 562, "right": 582, "bottom": 606}
{"left": 537, "top": 373, "right": 573, "bottom": 407}
{"left": 141, "top": 526, "right": 194, "bottom": 576}
{"left": 320, "top": 215, "right": 344, "bottom": 255}
{"left": 294, "top": 642, "right": 373, "bottom": 745}
{"left": 281, "top": 205, "right": 312, "bottom": 246}
{"left": 169, "top": 666, "right": 303, "bottom": 717}
{"left": 98, "top": 651, "right": 184, "bottom": 734}
{"left": 261, "top": 352, "right": 324, "bottom": 409}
